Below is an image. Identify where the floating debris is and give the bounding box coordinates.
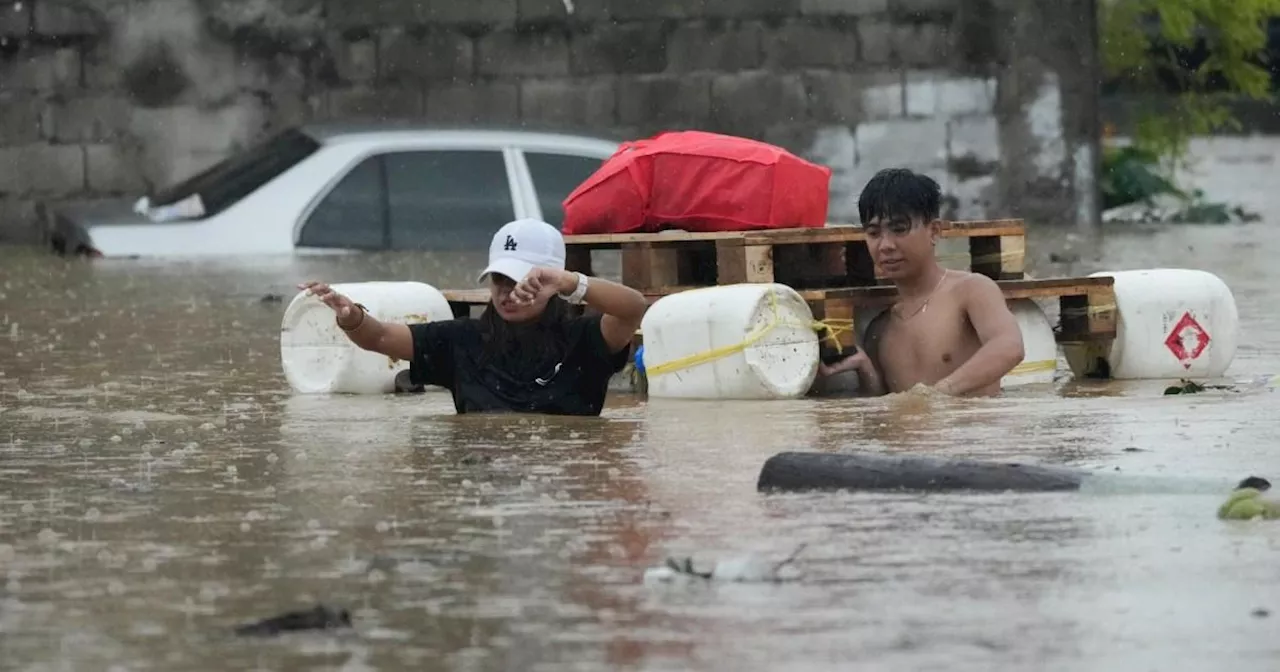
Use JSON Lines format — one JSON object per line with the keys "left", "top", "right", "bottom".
{"left": 1163, "top": 379, "right": 1236, "bottom": 395}
{"left": 233, "top": 604, "right": 351, "bottom": 637}
{"left": 1217, "top": 477, "right": 1278, "bottom": 521}
{"left": 644, "top": 544, "right": 807, "bottom": 584}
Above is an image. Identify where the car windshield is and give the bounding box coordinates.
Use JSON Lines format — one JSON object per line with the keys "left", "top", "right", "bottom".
{"left": 148, "top": 128, "right": 322, "bottom": 217}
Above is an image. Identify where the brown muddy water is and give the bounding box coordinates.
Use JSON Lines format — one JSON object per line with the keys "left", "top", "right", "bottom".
{"left": 2, "top": 220, "right": 1280, "bottom": 671}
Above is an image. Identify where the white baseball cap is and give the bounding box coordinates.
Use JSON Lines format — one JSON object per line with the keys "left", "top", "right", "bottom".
{"left": 476, "top": 218, "right": 567, "bottom": 284}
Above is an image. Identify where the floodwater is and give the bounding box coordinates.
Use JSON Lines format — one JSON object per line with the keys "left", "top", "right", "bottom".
{"left": 4, "top": 155, "right": 1280, "bottom": 670}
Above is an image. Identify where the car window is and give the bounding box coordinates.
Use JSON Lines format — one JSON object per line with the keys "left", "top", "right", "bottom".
{"left": 523, "top": 152, "right": 604, "bottom": 228}
{"left": 384, "top": 150, "right": 514, "bottom": 250}
{"left": 150, "top": 128, "right": 321, "bottom": 218}
{"left": 297, "top": 156, "right": 387, "bottom": 249}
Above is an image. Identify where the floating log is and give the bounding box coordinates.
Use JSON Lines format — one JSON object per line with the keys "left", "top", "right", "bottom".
{"left": 756, "top": 451, "right": 1091, "bottom": 493}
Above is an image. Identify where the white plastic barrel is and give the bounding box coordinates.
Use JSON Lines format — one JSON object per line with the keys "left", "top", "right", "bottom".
{"left": 1002, "top": 299, "right": 1059, "bottom": 387}
{"left": 280, "top": 281, "right": 456, "bottom": 394}
{"left": 1062, "top": 268, "right": 1238, "bottom": 380}
{"left": 640, "top": 283, "right": 820, "bottom": 400}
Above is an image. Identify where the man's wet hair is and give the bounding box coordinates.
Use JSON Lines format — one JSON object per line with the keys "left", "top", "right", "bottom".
{"left": 857, "top": 168, "right": 942, "bottom": 226}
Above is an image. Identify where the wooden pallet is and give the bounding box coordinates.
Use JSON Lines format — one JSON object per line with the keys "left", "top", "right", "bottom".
{"left": 440, "top": 276, "right": 1117, "bottom": 350}
{"left": 561, "top": 219, "right": 1027, "bottom": 293}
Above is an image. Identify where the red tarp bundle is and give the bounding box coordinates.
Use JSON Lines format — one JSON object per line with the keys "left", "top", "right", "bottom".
{"left": 561, "top": 130, "right": 832, "bottom": 235}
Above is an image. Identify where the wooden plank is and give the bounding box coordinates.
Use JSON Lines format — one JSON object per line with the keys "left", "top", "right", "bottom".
{"left": 565, "top": 246, "right": 593, "bottom": 276}
{"left": 809, "top": 296, "right": 858, "bottom": 352}
{"left": 621, "top": 242, "right": 681, "bottom": 289}
{"left": 969, "top": 233, "right": 1026, "bottom": 280}
{"left": 562, "top": 219, "right": 1026, "bottom": 249}
{"left": 443, "top": 276, "right": 1116, "bottom": 309}
{"left": 716, "top": 240, "right": 775, "bottom": 284}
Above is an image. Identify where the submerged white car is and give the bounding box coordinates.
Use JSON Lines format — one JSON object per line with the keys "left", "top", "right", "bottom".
{"left": 50, "top": 124, "right": 621, "bottom": 258}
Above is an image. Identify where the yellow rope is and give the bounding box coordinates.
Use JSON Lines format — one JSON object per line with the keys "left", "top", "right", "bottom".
{"left": 644, "top": 289, "right": 854, "bottom": 378}
{"left": 1008, "top": 359, "right": 1057, "bottom": 375}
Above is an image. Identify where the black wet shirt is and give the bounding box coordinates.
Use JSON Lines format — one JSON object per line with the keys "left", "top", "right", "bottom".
{"left": 407, "top": 315, "right": 631, "bottom": 416}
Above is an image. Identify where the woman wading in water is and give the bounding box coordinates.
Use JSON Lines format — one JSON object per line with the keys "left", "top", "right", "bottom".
{"left": 300, "top": 218, "right": 648, "bottom": 416}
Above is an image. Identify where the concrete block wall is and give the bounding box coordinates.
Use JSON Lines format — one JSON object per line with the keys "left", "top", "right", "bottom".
{"left": 0, "top": 0, "right": 1099, "bottom": 245}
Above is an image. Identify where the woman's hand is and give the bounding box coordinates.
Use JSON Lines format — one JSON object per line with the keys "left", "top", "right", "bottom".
{"left": 512, "top": 268, "right": 573, "bottom": 305}
{"left": 298, "top": 281, "right": 360, "bottom": 325}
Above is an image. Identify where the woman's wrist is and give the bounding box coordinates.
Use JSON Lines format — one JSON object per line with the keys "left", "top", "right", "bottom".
{"left": 555, "top": 270, "right": 580, "bottom": 295}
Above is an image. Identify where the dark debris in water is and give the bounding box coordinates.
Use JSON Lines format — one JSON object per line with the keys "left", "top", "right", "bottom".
{"left": 233, "top": 604, "right": 351, "bottom": 637}
{"left": 1163, "top": 379, "right": 1237, "bottom": 395}
{"left": 458, "top": 452, "right": 494, "bottom": 466}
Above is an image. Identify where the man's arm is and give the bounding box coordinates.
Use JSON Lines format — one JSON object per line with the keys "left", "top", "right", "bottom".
{"left": 855, "top": 311, "right": 890, "bottom": 396}
{"left": 816, "top": 310, "right": 889, "bottom": 396}
{"left": 935, "top": 274, "right": 1025, "bottom": 396}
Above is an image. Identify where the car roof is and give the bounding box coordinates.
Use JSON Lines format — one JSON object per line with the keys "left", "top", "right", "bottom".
{"left": 298, "top": 122, "right": 628, "bottom": 150}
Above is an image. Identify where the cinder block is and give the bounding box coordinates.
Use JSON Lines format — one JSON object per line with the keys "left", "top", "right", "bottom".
{"left": 329, "top": 33, "right": 377, "bottom": 84}
{"left": 327, "top": 0, "right": 517, "bottom": 27}
{"left": 937, "top": 76, "right": 996, "bottom": 115}
{"left": 703, "top": 0, "right": 799, "bottom": 18}
{"left": 379, "top": 28, "right": 475, "bottom": 82}
{"left": 43, "top": 96, "right": 133, "bottom": 143}
{"left": 893, "top": 21, "right": 949, "bottom": 66}
{"left": 906, "top": 72, "right": 995, "bottom": 116}
{"left": 476, "top": 29, "right": 570, "bottom": 77}
{"left": 0, "top": 48, "right": 82, "bottom": 91}
{"left": 855, "top": 117, "right": 948, "bottom": 168}
{"left": 0, "top": 199, "right": 39, "bottom": 245}
{"left": 0, "top": 92, "right": 43, "bottom": 144}
{"left": 570, "top": 22, "right": 668, "bottom": 75}
{"left": 0, "top": 143, "right": 85, "bottom": 197}
{"left": 947, "top": 114, "right": 999, "bottom": 163}
{"left": 425, "top": 80, "right": 519, "bottom": 124}
{"left": 710, "top": 71, "right": 809, "bottom": 137}
{"left": 804, "top": 70, "right": 903, "bottom": 123}
{"left": 800, "top": 0, "right": 888, "bottom": 15}
{"left": 520, "top": 77, "right": 617, "bottom": 127}
{"left": 0, "top": 1, "right": 30, "bottom": 36}
{"left": 33, "top": 0, "right": 103, "bottom": 36}
{"left": 86, "top": 144, "right": 148, "bottom": 194}
{"left": 857, "top": 19, "right": 892, "bottom": 64}
{"left": 892, "top": 0, "right": 957, "bottom": 19}
{"left": 326, "top": 86, "right": 424, "bottom": 120}
{"left": 762, "top": 19, "right": 859, "bottom": 68}
{"left": 666, "top": 21, "right": 763, "bottom": 72}
{"left": 610, "top": 0, "right": 704, "bottom": 20}
{"left": 617, "top": 74, "right": 711, "bottom": 128}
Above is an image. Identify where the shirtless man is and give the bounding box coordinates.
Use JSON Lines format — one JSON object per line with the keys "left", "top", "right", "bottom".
{"left": 819, "top": 168, "right": 1025, "bottom": 397}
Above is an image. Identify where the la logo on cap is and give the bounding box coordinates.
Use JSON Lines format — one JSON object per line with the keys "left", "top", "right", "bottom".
{"left": 503, "top": 235, "right": 518, "bottom": 251}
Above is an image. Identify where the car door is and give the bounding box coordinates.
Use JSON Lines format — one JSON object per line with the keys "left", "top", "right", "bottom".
{"left": 294, "top": 146, "right": 523, "bottom": 252}
{"left": 514, "top": 149, "right": 608, "bottom": 229}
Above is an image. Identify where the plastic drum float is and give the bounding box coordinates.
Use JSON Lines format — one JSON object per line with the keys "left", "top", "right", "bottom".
{"left": 639, "top": 283, "right": 830, "bottom": 400}
{"left": 1062, "top": 268, "right": 1239, "bottom": 380}
{"left": 1003, "top": 299, "right": 1060, "bottom": 387}
{"left": 280, "top": 281, "right": 455, "bottom": 394}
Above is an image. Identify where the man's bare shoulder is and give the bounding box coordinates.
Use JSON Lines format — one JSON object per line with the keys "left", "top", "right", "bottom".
{"left": 949, "top": 270, "right": 1004, "bottom": 301}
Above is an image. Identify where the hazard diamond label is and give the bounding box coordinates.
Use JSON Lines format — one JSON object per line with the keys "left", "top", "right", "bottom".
{"left": 1164, "top": 312, "right": 1211, "bottom": 368}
